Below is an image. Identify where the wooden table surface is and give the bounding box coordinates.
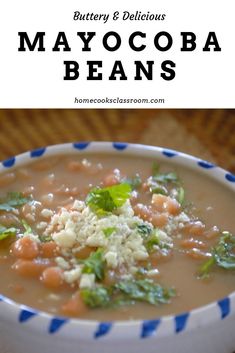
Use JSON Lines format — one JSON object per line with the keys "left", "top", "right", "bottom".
{"left": 0, "top": 109, "right": 234, "bottom": 173}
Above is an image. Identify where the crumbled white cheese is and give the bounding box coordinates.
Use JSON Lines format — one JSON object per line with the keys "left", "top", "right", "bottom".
{"left": 146, "top": 176, "right": 153, "bottom": 187}
{"left": 43, "top": 198, "right": 174, "bottom": 285}
{"left": 104, "top": 251, "right": 118, "bottom": 268}
{"left": 25, "top": 213, "right": 35, "bottom": 222}
{"left": 60, "top": 248, "right": 71, "bottom": 258}
{"left": 164, "top": 212, "right": 190, "bottom": 236}
{"left": 72, "top": 200, "right": 85, "bottom": 211}
{"left": 64, "top": 266, "right": 82, "bottom": 284}
{"left": 24, "top": 233, "right": 40, "bottom": 243}
{"left": 161, "top": 248, "right": 171, "bottom": 256}
{"left": 146, "top": 268, "right": 160, "bottom": 277}
{"left": 46, "top": 201, "right": 152, "bottom": 267}
{"left": 175, "top": 212, "right": 190, "bottom": 223}
{"left": 36, "top": 221, "right": 48, "bottom": 230}
{"left": 79, "top": 273, "right": 95, "bottom": 289}
{"left": 86, "top": 231, "right": 108, "bottom": 247}
{"left": 158, "top": 229, "right": 173, "bottom": 248}
{"left": 47, "top": 293, "right": 60, "bottom": 301}
{"left": 53, "top": 228, "right": 77, "bottom": 248}
{"left": 81, "top": 159, "right": 91, "bottom": 168}
{"left": 130, "top": 266, "right": 138, "bottom": 275}
{"left": 133, "top": 249, "right": 149, "bottom": 261}
{"left": 55, "top": 256, "right": 70, "bottom": 270}
{"left": 115, "top": 199, "right": 134, "bottom": 217}
{"left": 41, "top": 208, "right": 53, "bottom": 218}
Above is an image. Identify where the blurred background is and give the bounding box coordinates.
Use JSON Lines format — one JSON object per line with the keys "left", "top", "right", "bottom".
{"left": 0, "top": 109, "right": 234, "bottom": 173}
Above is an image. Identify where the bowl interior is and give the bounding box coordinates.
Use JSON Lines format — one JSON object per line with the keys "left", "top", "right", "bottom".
{"left": 0, "top": 141, "right": 235, "bottom": 340}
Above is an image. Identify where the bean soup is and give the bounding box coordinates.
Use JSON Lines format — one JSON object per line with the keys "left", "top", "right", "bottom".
{"left": 0, "top": 154, "right": 234, "bottom": 320}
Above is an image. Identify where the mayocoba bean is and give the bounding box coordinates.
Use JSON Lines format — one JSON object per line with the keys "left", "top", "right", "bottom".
{"left": 150, "top": 212, "right": 168, "bottom": 227}
{"left": 149, "top": 250, "right": 172, "bottom": 267}
{"left": 133, "top": 203, "right": 151, "bottom": 220}
{"left": 134, "top": 203, "right": 168, "bottom": 227}
{"left": 21, "top": 204, "right": 34, "bottom": 219}
{"left": 152, "top": 194, "right": 181, "bottom": 215}
{"left": 185, "top": 248, "right": 211, "bottom": 260}
{"left": 67, "top": 161, "right": 83, "bottom": 172}
{"left": 11, "top": 237, "right": 39, "bottom": 260}
{"left": 183, "top": 221, "right": 206, "bottom": 236}
{"left": 12, "top": 258, "right": 52, "bottom": 278}
{"left": 0, "top": 213, "right": 20, "bottom": 227}
{"left": 103, "top": 269, "right": 117, "bottom": 286}
{"left": 74, "top": 246, "right": 94, "bottom": 260}
{"left": 181, "top": 238, "right": 207, "bottom": 250}
{"left": 40, "top": 266, "right": 64, "bottom": 289}
{"left": 40, "top": 241, "right": 59, "bottom": 258}
{"left": 204, "top": 226, "right": 220, "bottom": 239}
{"left": 103, "top": 169, "right": 121, "bottom": 187}
{"left": 40, "top": 193, "right": 54, "bottom": 207}
{"left": 61, "top": 291, "right": 87, "bottom": 317}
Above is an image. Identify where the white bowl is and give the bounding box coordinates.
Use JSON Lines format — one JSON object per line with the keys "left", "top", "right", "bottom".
{"left": 0, "top": 142, "right": 235, "bottom": 353}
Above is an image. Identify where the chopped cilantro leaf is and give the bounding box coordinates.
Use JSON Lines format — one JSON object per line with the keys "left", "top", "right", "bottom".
{"left": 0, "top": 219, "right": 32, "bottom": 241}
{"left": 152, "top": 162, "right": 160, "bottom": 176}
{"left": 22, "top": 220, "right": 32, "bottom": 235}
{"left": 115, "top": 278, "right": 175, "bottom": 306}
{"left": 0, "top": 225, "right": 18, "bottom": 241}
{"left": 199, "top": 231, "right": 235, "bottom": 277}
{"left": 87, "top": 189, "right": 115, "bottom": 214}
{"left": 80, "top": 278, "right": 175, "bottom": 309}
{"left": 136, "top": 224, "right": 152, "bottom": 237}
{"left": 122, "top": 174, "right": 142, "bottom": 190}
{"left": 86, "top": 183, "right": 131, "bottom": 215}
{"left": 213, "top": 231, "right": 235, "bottom": 269}
{"left": 153, "top": 172, "right": 179, "bottom": 184}
{"left": 149, "top": 164, "right": 180, "bottom": 195}
{"left": 0, "top": 192, "right": 31, "bottom": 212}
{"left": 176, "top": 187, "right": 185, "bottom": 205}
{"left": 199, "top": 257, "right": 215, "bottom": 278}
{"left": 81, "top": 248, "right": 105, "bottom": 281}
{"left": 145, "top": 230, "right": 161, "bottom": 252}
{"left": 136, "top": 264, "right": 152, "bottom": 278}
{"left": 39, "top": 234, "right": 52, "bottom": 243}
{"left": 81, "top": 286, "right": 111, "bottom": 308}
{"left": 143, "top": 229, "right": 170, "bottom": 252}
{"left": 103, "top": 227, "right": 117, "bottom": 238}
{"left": 150, "top": 184, "right": 168, "bottom": 195}
{"left": 136, "top": 267, "right": 148, "bottom": 277}
{"left": 145, "top": 236, "right": 160, "bottom": 252}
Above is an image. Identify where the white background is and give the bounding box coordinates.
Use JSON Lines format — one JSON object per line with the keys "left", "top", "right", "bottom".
{"left": 0, "top": 0, "right": 234, "bottom": 108}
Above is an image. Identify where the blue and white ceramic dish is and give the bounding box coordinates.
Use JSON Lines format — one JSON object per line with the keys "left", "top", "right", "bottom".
{"left": 0, "top": 142, "right": 235, "bottom": 353}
